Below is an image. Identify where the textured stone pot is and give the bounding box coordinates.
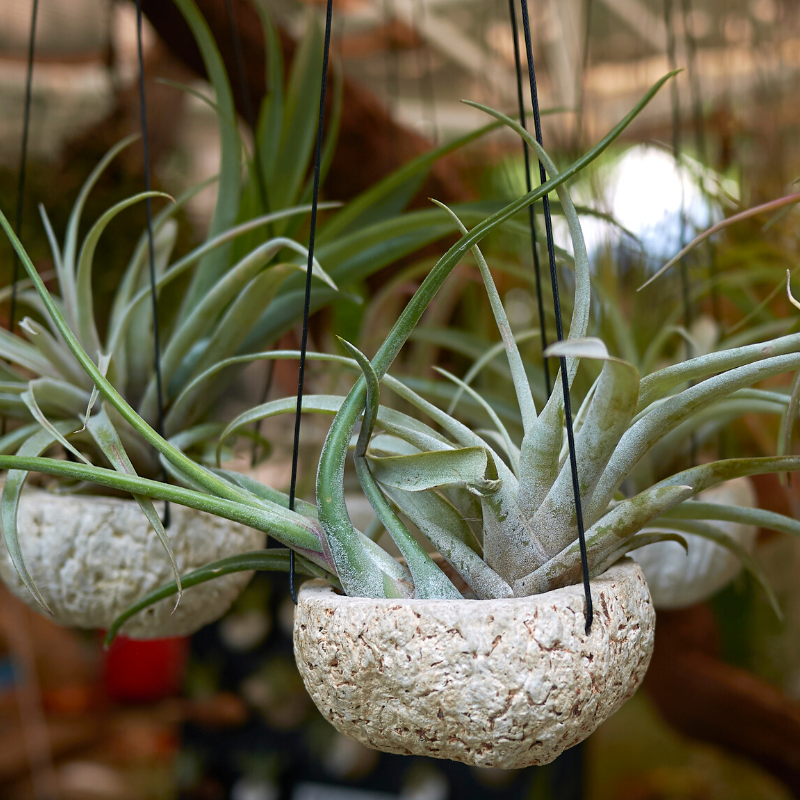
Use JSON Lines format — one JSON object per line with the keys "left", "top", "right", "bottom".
{"left": 631, "top": 477, "right": 757, "bottom": 609}
{"left": 294, "top": 559, "right": 654, "bottom": 768}
{"left": 0, "top": 490, "right": 265, "bottom": 638}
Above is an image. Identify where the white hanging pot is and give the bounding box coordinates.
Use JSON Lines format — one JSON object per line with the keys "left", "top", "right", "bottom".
{"left": 293, "top": 559, "right": 654, "bottom": 769}
{"left": 0, "top": 490, "right": 266, "bottom": 638}
{"left": 631, "top": 476, "right": 758, "bottom": 610}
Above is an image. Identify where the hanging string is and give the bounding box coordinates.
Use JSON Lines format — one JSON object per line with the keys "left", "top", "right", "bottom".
{"left": 222, "top": 0, "right": 277, "bottom": 471}
{"left": 3, "top": 0, "right": 39, "bottom": 440}
{"left": 412, "top": 0, "right": 438, "bottom": 145}
{"left": 664, "top": 0, "right": 696, "bottom": 467}
{"left": 134, "top": 0, "right": 170, "bottom": 527}
{"left": 8, "top": 0, "right": 39, "bottom": 339}
{"left": 508, "top": 0, "right": 550, "bottom": 396}
{"left": 519, "top": 0, "right": 593, "bottom": 633}
{"left": 288, "top": 0, "right": 335, "bottom": 604}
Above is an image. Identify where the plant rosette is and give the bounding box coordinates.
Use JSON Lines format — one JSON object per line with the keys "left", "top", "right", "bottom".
{"left": 294, "top": 559, "right": 654, "bottom": 768}
{"left": 0, "top": 490, "right": 264, "bottom": 638}
{"left": 631, "top": 476, "right": 758, "bottom": 609}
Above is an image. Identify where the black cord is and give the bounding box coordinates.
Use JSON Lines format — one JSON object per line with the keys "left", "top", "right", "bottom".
{"left": 519, "top": 0, "right": 592, "bottom": 633}
{"left": 288, "top": 0, "right": 334, "bottom": 604}
{"left": 508, "top": 0, "right": 550, "bottom": 396}
{"left": 3, "top": 0, "right": 39, "bottom": 439}
{"left": 135, "top": 0, "right": 170, "bottom": 528}
{"left": 8, "top": 0, "right": 39, "bottom": 338}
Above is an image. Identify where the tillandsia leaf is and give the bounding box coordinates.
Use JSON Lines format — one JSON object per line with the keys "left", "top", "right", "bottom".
{"left": 367, "top": 447, "right": 501, "bottom": 495}
{"left": 139, "top": 238, "right": 332, "bottom": 423}
{"left": 446, "top": 330, "right": 542, "bottom": 417}
{"left": 460, "top": 105, "right": 593, "bottom": 514}
{"left": 104, "top": 548, "right": 338, "bottom": 647}
{"left": 189, "top": 261, "right": 334, "bottom": 382}
{"left": 660, "top": 518, "right": 783, "bottom": 619}
{"left": 381, "top": 485, "right": 513, "bottom": 600}
{"left": 0, "top": 210, "right": 279, "bottom": 509}
{"left": 1, "top": 422, "right": 79, "bottom": 613}
{"left": 173, "top": 0, "right": 241, "bottom": 315}
{"left": 111, "top": 178, "right": 214, "bottom": 335}
{"left": 75, "top": 191, "right": 172, "bottom": 354}
{"left": 80, "top": 353, "right": 111, "bottom": 432}
{"left": 121, "top": 220, "right": 179, "bottom": 398}
{"left": 253, "top": 1, "right": 283, "bottom": 187}
{"left": 316, "top": 76, "right": 675, "bottom": 596}
{"left": 21, "top": 386, "right": 91, "bottom": 466}
{"left": 19, "top": 317, "right": 89, "bottom": 390}
{"left": 431, "top": 201, "right": 537, "bottom": 433}
{"left": 0, "top": 454, "right": 332, "bottom": 568}
{"left": 639, "top": 191, "right": 800, "bottom": 291}
{"left": 0, "top": 424, "right": 41, "bottom": 455}
{"left": 636, "top": 331, "right": 800, "bottom": 413}
{"left": 589, "top": 533, "right": 689, "bottom": 578}
{"left": 24, "top": 378, "right": 89, "bottom": 419}
{"left": 514, "top": 485, "right": 694, "bottom": 597}
{"left": 340, "top": 338, "right": 460, "bottom": 599}
{"left": 433, "top": 367, "right": 520, "bottom": 474}
{"left": 216, "top": 394, "right": 453, "bottom": 467}
{"left": 533, "top": 338, "right": 640, "bottom": 559}
{"left": 592, "top": 351, "right": 800, "bottom": 518}
{"left": 780, "top": 370, "right": 800, "bottom": 475}
{"left": 0, "top": 325, "right": 58, "bottom": 377}
{"left": 211, "top": 468, "right": 319, "bottom": 520}
{"left": 86, "top": 406, "right": 183, "bottom": 606}
{"left": 657, "top": 502, "right": 800, "bottom": 537}
{"left": 62, "top": 135, "right": 140, "bottom": 326}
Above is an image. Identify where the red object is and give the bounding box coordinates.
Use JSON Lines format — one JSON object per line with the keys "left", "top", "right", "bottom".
{"left": 101, "top": 633, "right": 189, "bottom": 703}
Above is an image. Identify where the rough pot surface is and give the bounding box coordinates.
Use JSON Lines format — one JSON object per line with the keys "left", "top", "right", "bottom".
{"left": 0, "top": 490, "right": 266, "bottom": 638}
{"left": 294, "top": 559, "right": 654, "bottom": 768}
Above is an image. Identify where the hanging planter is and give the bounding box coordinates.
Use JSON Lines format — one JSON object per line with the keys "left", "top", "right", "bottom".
{"left": 0, "top": 490, "right": 265, "bottom": 638}
{"left": 631, "top": 477, "right": 758, "bottom": 609}
{"left": 293, "top": 559, "right": 654, "bottom": 768}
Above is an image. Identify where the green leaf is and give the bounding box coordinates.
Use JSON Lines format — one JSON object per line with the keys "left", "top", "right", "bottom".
{"left": 533, "top": 338, "right": 640, "bottom": 558}
{"left": 340, "top": 338, "right": 460, "bottom": 599}
{"left": 658, "top": 501, "right": 800, "bottom": 537}
{"left": 367, "top": 447, "right": 501, "bottom": 494}
{"left": 173, "top": 0, "right": 242, "bottom": 313}
{"left": 590, "top": 533, "right": 688, "bottom": 577}
{"left": 662, "top": 518, "right": 783, "bottom": 620}
{"left": 514, "top": 484, "right": 694, "bottom": 596}
{"left": 381, "top": 485, "right": 513, "bottom": 600}
{"left": 87, "top": 406, "right": 182, "bottom": 606}
{"left": 431, "top": 201, "right": 537, "bottom": 433}
{"left": 21, "top": 385, "right": 91, "bottom": 465}
{"left": 1, "top": 422, "right": 80, "bottom": 613}
{"left": 19, "top": 317, "right": 89, "bottom": 389}
{"left": 104, "top": 548, "right": 337, "bottom": 646}
{"left": 75, "top": 191, "right": 171, "bottom": 354}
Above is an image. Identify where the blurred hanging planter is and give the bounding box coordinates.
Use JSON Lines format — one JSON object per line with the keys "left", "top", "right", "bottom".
{"left": 630, "top": 477, "right": 759, "bottom": 609}
{"left": 0, "top": 0, "right": 506, "bottom": 638}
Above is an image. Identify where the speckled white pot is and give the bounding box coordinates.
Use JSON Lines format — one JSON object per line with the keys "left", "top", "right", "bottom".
{"left": 293, "top": 559, "right": 654, "bottom": 768}
{"left": 0, "top": 490, "right": 265, "bottom": 638}
{"left": 631, "top": 477, "right": 758, "bottom": 609}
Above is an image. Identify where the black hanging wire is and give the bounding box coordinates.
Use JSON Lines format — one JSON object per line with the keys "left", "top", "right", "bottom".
{"left": 134, "top": 0, "right": 171, "bottom": 527}
{"left": 288, "top": 0, "right": 335, "bottom": 603}
{"left": 412, "top": 0, "right": 439, "bottom": 145}
{"left": 518, "top": 0, "right": 593, "bottom": 633}
{"left": 664, "top": 0, "right": 697, "bottom": 467}
{"left": 508, "top": 0, "right": 550, "bottom": 397}
{"left": 221, "top": 0, "right": 277, "bottom": 471}
{"left": 3, "top": 0, "right": 39, "bottom": 439}
{"left": 8, "top": 0, "right": 39, "bottom": 339}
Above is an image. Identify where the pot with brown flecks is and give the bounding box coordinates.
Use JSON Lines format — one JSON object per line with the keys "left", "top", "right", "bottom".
{"left": 0, "top": 490, "right": 265, "bottom": 638}
{"left": 293, "top": 558, "right": 654, "bottom": 769}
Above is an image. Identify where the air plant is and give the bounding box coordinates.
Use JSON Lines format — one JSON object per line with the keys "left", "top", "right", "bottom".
{"left": 1, "top": 74, "right": 799, "bottom": 639}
